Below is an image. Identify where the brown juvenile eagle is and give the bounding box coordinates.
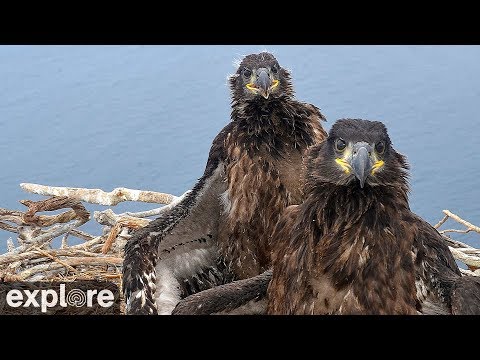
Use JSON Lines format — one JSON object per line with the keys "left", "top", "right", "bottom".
{"left": 174, "top": 118, "right": 480, "bottom": 315}
{"left": 122, "top": 52, "right": 327, "bottom": 314}
{"left": 266, "top": 118, "right": 480, "bottom": 315}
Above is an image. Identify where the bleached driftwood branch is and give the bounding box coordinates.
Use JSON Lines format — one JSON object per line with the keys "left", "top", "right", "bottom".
{"left": 449, "top": 248, "right": 480, "bottom": 269}
{"left": 438, "top": 209, "right": 480, "bottom": 235}
{"left": 92, "top": 190, "right": 191, "bottom": 253}
{"left": 434, "top": 209, "right": 480, "bottom": 275}
{"left": 93, "top": 190, "right": 191, "bottom": 227}
{"left": 0, "top": 196, "right": 90, "bottom": 256}
{"left": 20, "top": 183, "right": 178, "bottom": 206}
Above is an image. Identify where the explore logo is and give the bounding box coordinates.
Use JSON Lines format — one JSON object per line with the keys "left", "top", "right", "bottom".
{"left": 0, "top": 281, "right": 120, "bottom": 314}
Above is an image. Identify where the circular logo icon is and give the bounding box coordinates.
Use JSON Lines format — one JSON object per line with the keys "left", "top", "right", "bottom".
{"left": 66, "top": 289, "right": 87, "bottom": 307}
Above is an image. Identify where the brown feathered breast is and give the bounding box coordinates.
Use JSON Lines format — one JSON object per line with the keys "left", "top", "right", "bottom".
{"left": 218, "top": 102, "right": 326, "bottom": 279}
{"left": 267, "top": 188, "right": 420, "bottom": 315}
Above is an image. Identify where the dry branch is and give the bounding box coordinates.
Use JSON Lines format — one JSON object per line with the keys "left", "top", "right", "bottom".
{"left": 69, "top": 229, "right": 95, "bottom": 241}
{"left": 441, "top": 235, "right": 474, "bottom": 250}
{"left": 93, "top": 190, "right": 191, "bottom": 225}
{"left": 93, "top": 190, "right": 190, "bottom": 253}
{"left": 435, "top": 210, "right": 480, "bottom": 273}
{"left": 448, "top": 247, "right": 480, "bottom": 268}
{"left": 33, "top": 246, "right": 78, "bottom": 274}
{"left": 442, "top": 210, "right": 480, "bottom": 234}
{"left": 15, "top": 256, "right": 122, "bottom": 280}
{"left": 20, "top": 183, "right": 177, "bottom": 206}
{"left": 20, "top": 196, "right": 90, "bottom": 225}
{"left": 101, "top": 218, "right": 149, "bottom": 254}
{"left": 0, "top": 248, "right": 104, "bottom": 266}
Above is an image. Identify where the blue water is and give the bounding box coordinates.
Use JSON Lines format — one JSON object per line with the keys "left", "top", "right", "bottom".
{"left": 1, "top": 45, "right": 479, "bottom": 252}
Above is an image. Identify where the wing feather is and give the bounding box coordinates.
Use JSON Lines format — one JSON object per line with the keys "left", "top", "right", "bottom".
{"left": 451, "top": 276, "right": 480, "bottom": 315}
{"left": 172, "top": 270, "right": 272, "bottom": 315}
{"left": 123, "top": 125, "right": 233, "bottom": 314}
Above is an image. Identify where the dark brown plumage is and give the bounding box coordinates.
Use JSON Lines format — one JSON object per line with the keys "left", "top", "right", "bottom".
{"left": 122, "top": 52, "right": 327, "bottom": 314}
{"left": 172, "top": 270, "right": 272, "bottom": 315}
{"left": 267, "top": 118, "right": 480, "bottom": 315}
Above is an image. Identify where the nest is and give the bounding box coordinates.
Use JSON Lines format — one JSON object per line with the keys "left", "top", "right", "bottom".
{"left": 1, "top": 183, "right": 479, "bottom": 314}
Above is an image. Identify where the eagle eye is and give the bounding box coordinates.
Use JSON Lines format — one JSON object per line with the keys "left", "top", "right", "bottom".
{"left": 242, "top": 68, "right": 252, "bottom": 78}
{"left": 271, "top": 64, "right": 278, "bottom": 74}
{"left": 375, "top": 141, "right": 385, "bottom": 154}
{"left": 335, "top": 138, "right": 347, "bottom": 152}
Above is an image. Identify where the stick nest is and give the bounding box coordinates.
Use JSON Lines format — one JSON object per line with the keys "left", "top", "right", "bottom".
{"left": 1, "top": 183, "right": 479, "bottom": 314}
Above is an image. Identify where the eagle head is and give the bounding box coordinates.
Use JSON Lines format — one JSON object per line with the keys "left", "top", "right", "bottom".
{"left": 229, "top": 52, "right": 294, "bottom": 103}
{"left": 307, "top": 119, "right": 410, "bottom": 190}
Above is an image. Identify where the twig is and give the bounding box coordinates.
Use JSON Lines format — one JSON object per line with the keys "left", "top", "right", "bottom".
{"left": 20, "top": 196, "right": 90, "bottom": 226}
{"left": 0, "top": 222, "right": 18, "bottom": 233}
{"left": 0, "top": 219, "right": 86, "bottom": 258}
{"left": 0, "top": 208, "right": 25, "bottom": 224}
{"left": 459, "top": 268, "right": 476, "bottom": 276}
{"left": 448, "top": 247, "right": 480, "bottom": 268}
{"left": 454, "top": 248, "right": 480, "bottom": 254}
{"left": 93, "top": 190, "right": 190, "bottom": 226}
{"left": 69, "top": 236, "right": 104, "bottom": 251}
{"left": 20, "top": 183, "right": 177, "bottom": 206}
{"left": 440, "top": 229, "right": 475, "bottom": 235}
{"left": 122, "top": 190, "right": 191, "bottom": 217}
{"left": 434, "top": 214, "right": 449, "bottom": 229}
{"left": 0, "top": 245, "right": 104, "bottom": 266}
{"left": 7, "top": 238, "right": 15, "bottom": 252}
{"left": 441, "top": 234, "right": 476, "bottom": 249}
{"left": 69, "top": 229, "right": 95, "bottom": 241}
{"left": 15, "top": 256, "right": 122, "bottom": 280}
{"left": 33, "top": 246, "right": 78, "bottom": 274}
{"left": 101, "top": 218, "right": 148, "bottom": 254}
{"left": 443, "top": 209, "right": 480, "bottom": 234}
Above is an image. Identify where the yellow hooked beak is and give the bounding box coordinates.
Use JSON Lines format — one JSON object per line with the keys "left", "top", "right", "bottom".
{"left": 246, "top": 68, "right": 279, "bottom": 99}
{"left": 335, "top": 142, "right": 385, "bottom": 188}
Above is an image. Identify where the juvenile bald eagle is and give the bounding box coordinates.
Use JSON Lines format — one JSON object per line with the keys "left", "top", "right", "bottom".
{"left": 266, "top": 118, "right": 480, "bottom": 315}
{"left": 122, "top": 52, "right": 327, "bottom": 314}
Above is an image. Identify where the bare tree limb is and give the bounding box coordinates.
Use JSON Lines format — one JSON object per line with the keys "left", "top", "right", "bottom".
{"left": 20, "top": 196, "right": 90, "bottom": 226}
{"left": 0, "top": 219, "right": 86, "bottom": 258}
{"left": 0, "top": 222, "right": 18, "bottom": 233}
{"left": 448, "top": 247, "right": 480, "bottom": 268}
{"left": 14, "top": 256, "right": 123, "bottom": 280}
{"left": 69, "top": 229, "right": 95, "bottom": 241}
{"left": 20, "top": 183, "right": 177, "bottom": 206}
{"left": 101, "top": 218, "right": 148, "bottom": 254}
{"left": 434, "top": 214, "right": 449, "bottom": 229}
{"left": 443, "top": 209, "right": 480, "bottom": 234}
{"left": 32, "top": 246, "right": 78, "bottom": 274}
{"left": 441, "top": 234, "right": 475, "bottom": 249}
{"left": 93, "top": 190, "right": 190, "bottom": 225}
